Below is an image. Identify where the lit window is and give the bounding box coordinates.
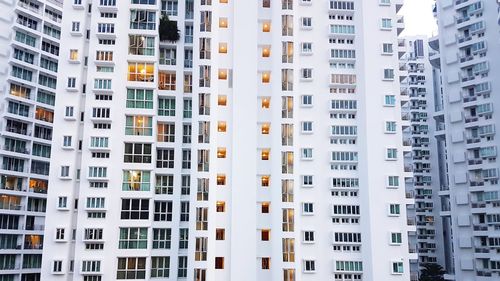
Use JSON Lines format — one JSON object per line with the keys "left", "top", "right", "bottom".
{"left": 262, "top": 72, "right": 270, "bottom": 83}
{"left": 216, "top": 201, "right": 225, "bottom": 212}
{"left": 218, "top": 95, "right": 227, "bottom": 106}
{"left": 261, "top": 202, "right": 270, "bottom": 213}
{"left": 218, "top": 121, "right": 227, "bottom": 132}
{"left": 217, "top": 147, "right": 226, "bottom": 158}
{"left": 262, "top": 257, "right": 270, "bottom": 269}
{"left": 261, "top": 149, "right": 270, "bottom": 160}
{"left": 219, "top": 43, "right": 227, "bottom": 53}
{"left": 215, "top": 257, "right": 224, "bottom": 269}
{"left": 217, "top": 174, "right": 226, "bottom": 185}
{"left": 128, "top": 62, "right": 154, "bottom": 82}
{"left": 262, "top": 21, "right": 271, "bottom": 32}
{"left": 261, "top": 97, "right": 270, "bottom": 108}
{"left": 216, "top": 229, "right": 225, "bottom": 240}
{"left": 261, "top": 123, "right": 270, "bottom": 134}
{"left": 69, "top": 49, "right": 79, "bottom": 61}
{"left": 262, "top": 46, "right": 271, "bottom": 57}
{"left": 218, "top": 69, "right": 228, "bottom": 80}
{"left": 261, "top": 176, "right": 270, "bottom": 187}
{"left": 219, "top": 17, "right": 228, "bottom": 28}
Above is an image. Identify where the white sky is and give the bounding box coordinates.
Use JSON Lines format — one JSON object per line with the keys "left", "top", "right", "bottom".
{"left": 400, "top": 0, "right": 438, "bottom": 37}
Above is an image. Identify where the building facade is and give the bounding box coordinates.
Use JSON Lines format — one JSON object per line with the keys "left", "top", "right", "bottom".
{"left": 0, "top": 0, "right": 63, "bottom": 280}
{"left": 41, "top": 0, "right": 413, "bottom": 281}
{"left": 433, "top": 0, "right": 500, "bottom": 280}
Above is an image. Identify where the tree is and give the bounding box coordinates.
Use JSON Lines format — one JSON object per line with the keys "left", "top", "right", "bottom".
{"left": 159, "top": 15, "right": 180, "bottom": 42}
{"left": 419, "top": 263, "right": 445, "bottom": 281}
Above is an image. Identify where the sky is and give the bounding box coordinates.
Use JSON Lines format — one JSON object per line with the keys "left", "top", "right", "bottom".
{"left": 400, "top": 0, "right": 438, "bottom": 36}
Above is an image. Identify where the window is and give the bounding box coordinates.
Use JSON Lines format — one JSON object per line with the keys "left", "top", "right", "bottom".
{"left": 122, "top": 170, "right": 150, "bottom": 191}
{"left": 389, "top": 204, "right": 400, "bottom": 215}
{"left": 158, "top": 71, "right": 176, "bottom": 90}
{"left": 81, "top": 260, "right": 101, "bottom": 273}
{"left": 196, "top": 207, "right": 208, "bottom": 230}
{"left": 126, "top": 89, "right": 153, "bottom": 109}
{"left": 282, "top": 238, "right": 295, "bottom": 262}
{"left": 303, "top": 203, "right": 314, "bottom": 215}
{"left": 119, "top": 228, "right": 147, "bottom": 249}
{"left": 301, "top": 148, "right": 313, "bottom": 160}
{"left": 303, "top": 260, "right": 316, "bottom": 273}
{"left": 55, "top": 228, "right": 65, "bottom": 240}
{"left": 216, "top": 201, "right": 226, "bottom": 212}
{"left": 262, "top": 257, "right": 270, "bottom": 269}
{"left": 381, "top": 18, "right": 392, "bottom": 29}
{"left": 128, "top": 62, "right": 154, "bottom": 82}
{"left": 392, "top": 262, "right": 404, "bottom": 274}
{"left": 65, "top": 106, "right": 74, "bottom": 118}
{"left": 158, "top": 98, "right": 176, "bottom": 116}
{"left": 390, "top": 232, "right": 402, "bottom": 244}
{"left": 261, "top": 202, "right": 270, "bottom": 213}
{"left": 302, "top": 122, "right": 313, "bottom": 133}
{"left": 387, "top": 176, "right": 399, "bottom": 188}
{"left": 120, "top": 199, "right": 149, "bottom": 220}
{"left": 282, "top": 209, "right": 294, "bottom": 231}
{"left": 214, "top": 229, "right": 225, "bottom": 241}
{"left": 261, "top": 149, "right": 270, "bottom": 160}
{"left": 156, "top": 149, "right": 175, "bottom": 168}
{"left": 130, "top": 10, "right": 156, "bottom": 30}
{"left": 303, "top": 231, "right": 315, "bottom": 243}
{"left": 302, "top": 175, "right": 313, "bottom": 187}
{"left": 301, "top": 17, "right": 312, "bottom": 28}
{"left": 153, "top": 228, "right": 171, "bottom": 249}
{"left": 180, "top": 201, "right": 189, "bottom": 221}
{"left": 126, "top": 116, "right": 153, "bottom": 136}
{"left": 301, "top": 95, "right": 312, "bottom": 106}
{"left": 178, "top": 256, "right": 188, "bottom": 277}
{"left": 63, "top": 136, "right": 72, "bottom": 148}
{"left": 179, "top": 229, "right": 189, "bottom": 249}
{"left": 215, "top": 257, "right": 224, "bottom": 269}
{"left": 71, "top": 21, "right": 80, "bottom": 32}
{"left": 124, "top": 143, "right": 152, "bottom": 163}
{"left": 301, "top": 68, "right": 312, "bottom": 79}
{"left": 154, "top": 201, "right": 173, "bottom": 221}
{"left": 386, "top": 148, "right": 397, "bottom": 160}
{"left": 58, "top": 196, "right": 68, "bottom": 209}
{"left": 116, "top": 257, "right": 146, "bottom": 279}
{"left": 384, "top": 95, "right": 396, "bottom": 106}
{"left": 151, "top": 257, "right": 170, "bottom": 278}
{"left": 382, "top": 43, "right": 393, "bottom": 54}
{"left": 60, "top": 166, "right": 69, "bottom": 177}
{"left": 53, "top": 260, "right": 63, "bottom": 273}
{"left": 195, "top": 237, "right": 208, "bottom": 261}
{"left": 385, "top": 121, "right": 397, "bottom": 133}
{"left": 129, "top": 35, "right": 155, "bottom": 56}
{"left": 383, "top": 68, "right": 394, "bottom": 80}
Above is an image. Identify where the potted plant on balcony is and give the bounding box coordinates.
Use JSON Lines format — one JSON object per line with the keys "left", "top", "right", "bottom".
{"left": 159, "top": 14, "right": 180, "bottom": 42}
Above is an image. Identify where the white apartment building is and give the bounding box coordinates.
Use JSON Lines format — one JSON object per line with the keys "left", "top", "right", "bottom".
{"left": 0, "top": 0, "right": 63, "bottom": 280}
{"left": 41, "top": 0, "right": 414, "bottom": 280}
{"left": 399, "top": 36, "right": 448, "bottom": 280}
{"left": 432, "top": 0, "right": 500, "bottom": 280}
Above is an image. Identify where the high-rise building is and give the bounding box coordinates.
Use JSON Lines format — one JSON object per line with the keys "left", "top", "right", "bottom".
{"left": 432, "top": 0, "right": 500, "bottom": 280}
{"left": 0, "top": 0, "right": 63, "bottom": 280}
{"left": 41, "top": 0, "right": 414, "bottom": 280}
{"left": 399, "top": 36, "right": 447, "bottom": 281}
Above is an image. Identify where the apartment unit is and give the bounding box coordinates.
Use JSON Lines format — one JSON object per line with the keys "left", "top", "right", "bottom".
{"left": 0, "top": 0, "right": 63, "bottom": 280}
{"left": 41, "top": 0, "right": 413, "bottom": 280}
{"left": 433, "top": 0, "right": 500, "bottom": 280}
{"left": 399, "top": 36, "right": 448, "bottom": 280}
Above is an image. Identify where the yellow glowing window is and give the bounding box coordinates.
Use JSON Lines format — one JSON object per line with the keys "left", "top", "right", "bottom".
{"left": 218, "top": 121, "right": 227, "bottom": 132}
{"left": 261, "top": 175, "right": 270, "bottom": 187}
{"left": 217, "top": 174, "right": 226, "bottom": 185}
{"left": 262, "top": 202, "right": 270, "bottom": 213}
{"left": 261, "top": 149, "right": 270, "bottom": 160}
{"left": 261, "top": 97, "right": 270, "bottom": 108}
{"left": 262, "top": 21, "right": 271, "bottom": 32}
{"left": 35, "top": 107, "right": 54, "bottom": 123}
{"left": 219, "top": 43, "right": 228, "bottom": 53}
{"left": 261, "top": 123, "right": 270, "bottom": 134}
{"left": 262, "top": 72, "right": 270, "bottom": 83}
{"left": 69, "top": 49, "right": 79, "bottom": 61}
{"left": 262, "top": 47, "right": 270, "bottom": 57}
{"left": 217, "top": 147, "right": 227, "bottom": 158}
{"left": 261, "top": 229, "right": 270, "bottom": 241}
{"left": 218, "top": 69, "right": 228, "bottom": 80}
{"left": 216, "top": 201, "right": 226, "bottom": 212}
{"left": 128, "top": 62, "right": 154, "bottom": 82}
{"left": 220, "top": 0, "right": 228, "bottom": 3}
{"left": 216, "top": 229, "right": 225, "bottom": 240}
{"left": 218, "top": 95, "right": 227, "bottom": 106}
{"left": 219, "top": 17, "right": 228, "bottom": 28}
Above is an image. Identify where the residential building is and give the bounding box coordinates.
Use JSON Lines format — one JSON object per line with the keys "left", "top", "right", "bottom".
{"left": 0, "top": 0, "right": 63, "bottom": 280}
{"left": 41, "top": 0, "right": 413, "bottom": 280}
{"left": 433, "top": 0, "right": 500, "bottom": 280}
{"left": 399, "top": 36, "right": 447, "bottom": 281}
